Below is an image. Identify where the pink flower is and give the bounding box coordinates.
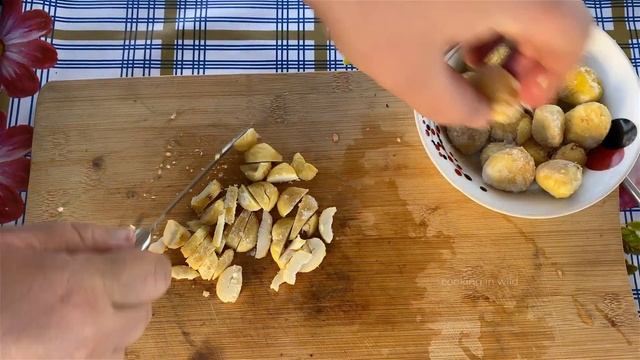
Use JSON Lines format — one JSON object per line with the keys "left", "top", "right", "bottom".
{"left": 620, "top": 160, "right": 640, "bottom": 210}
{"left": 0, "top": 0, "right": 57, "bottom": 98}
{"left": 619, "top": 185, "right": 636, "bottom": 210}
{"left": 0, "top": 111, "right": 32, "bottom": 223}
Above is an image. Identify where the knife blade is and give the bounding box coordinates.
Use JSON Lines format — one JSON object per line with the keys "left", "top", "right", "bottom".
{"left": 134, "top": 128, "right": 250, "bottom": 250}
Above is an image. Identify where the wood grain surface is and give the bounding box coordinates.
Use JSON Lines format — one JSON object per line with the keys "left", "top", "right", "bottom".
{"left": 27, "top": 72, "right": 640, "bottom": 359}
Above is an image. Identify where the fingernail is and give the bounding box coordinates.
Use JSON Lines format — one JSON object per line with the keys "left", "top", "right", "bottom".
{"left": 115, "top": 226, "right": 136, "bottom": 245}
{"left": 536, "top": 74, "right": 549, "bottom": 89}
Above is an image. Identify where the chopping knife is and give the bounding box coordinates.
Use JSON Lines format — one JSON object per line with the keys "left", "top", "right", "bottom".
{"left": 134, "top": 128, "right": 250, "bottom": 250}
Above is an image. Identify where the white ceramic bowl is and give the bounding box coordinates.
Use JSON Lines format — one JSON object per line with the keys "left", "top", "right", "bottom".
{"left": 415, "top": 26, "right": 640, "bottom": 219}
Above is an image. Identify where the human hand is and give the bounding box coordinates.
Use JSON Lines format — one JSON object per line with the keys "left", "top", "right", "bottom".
{"left": 0, "top": 222, "right": 171, "bottom": 359}
{"left": 309, "top": 0, "right": 592, "bottom": 127}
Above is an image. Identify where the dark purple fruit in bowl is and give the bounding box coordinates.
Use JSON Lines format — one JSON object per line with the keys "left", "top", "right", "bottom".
{"left": 601, "top": 118, "right": 636, "bottom": 149}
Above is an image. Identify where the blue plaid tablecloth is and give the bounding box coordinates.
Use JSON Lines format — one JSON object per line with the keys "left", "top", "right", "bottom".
{"left": 2, "top": 0, "right": 639, "bottom": 314}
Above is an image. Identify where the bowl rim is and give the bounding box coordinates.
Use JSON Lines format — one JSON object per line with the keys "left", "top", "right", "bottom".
{"left": 414, "top": 26, "right": 640, "bottom": 219}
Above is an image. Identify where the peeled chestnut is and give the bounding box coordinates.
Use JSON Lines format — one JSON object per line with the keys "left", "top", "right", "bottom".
{"left": 490, "top": 112, "right": 532, "bottom": 145}
{"left": 559, "top": 66, "right": 603, "bottom": 106}
{"left": 535, "top": 160, "right": 583, "bottom": 199}
{"left": 532, "top": 105, "right": 565, "bottom": 148}
{"left": 446, "top": 126, "right": 489, "bottom": 155}
{"left": 564, "top": 102, "right": 612, "bottom": 150}
{"left": 521, "top": 139, "right": 551, "bottom": 166}
{"left": 482, "top": 147, "right": 535, "bottom": 192}
{"left": 466, "top": 65, "right": 523, "bottom": 124}
{"left": 480, "top": 142, "right": 513, "bottom": 166}
{"left": 552, "top": 143, "right": 587, "bottom": 166}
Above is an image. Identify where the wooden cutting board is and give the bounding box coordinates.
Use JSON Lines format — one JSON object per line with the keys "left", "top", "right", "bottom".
{"left": 27, "top": 72, "right": 639, "bottom": 359}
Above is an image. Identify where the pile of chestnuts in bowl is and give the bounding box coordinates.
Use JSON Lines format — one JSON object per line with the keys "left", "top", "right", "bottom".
{"left": 448, "top": 63, "right": 612, "bottom": 199}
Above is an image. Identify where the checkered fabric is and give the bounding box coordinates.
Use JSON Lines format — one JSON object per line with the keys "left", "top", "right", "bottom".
{"left": 1, "top": 0, "right": 639, "bottom": 313}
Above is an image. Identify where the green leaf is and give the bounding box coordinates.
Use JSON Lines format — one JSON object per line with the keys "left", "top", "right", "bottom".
{"left": 621, "top": 226, "right": 640, "bottom": 254}
{"left": 626, "top": 260, "right": 638, "bottom": 275}
{"left": 627, "top": 221, "right": 640, "bottom": 231}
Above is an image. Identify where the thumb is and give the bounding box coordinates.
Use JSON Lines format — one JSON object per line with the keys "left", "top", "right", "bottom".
{"left": 0, "top": 222, "right": 135, "bottom": 252}
{"left": 395, "top": 62, "right": 490, "bottom": 128}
